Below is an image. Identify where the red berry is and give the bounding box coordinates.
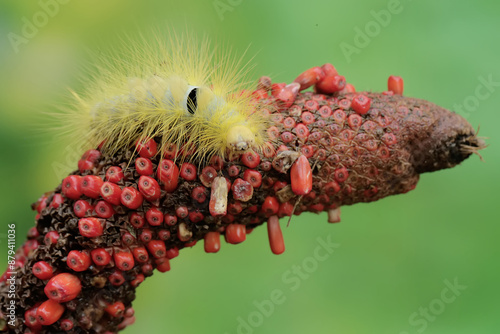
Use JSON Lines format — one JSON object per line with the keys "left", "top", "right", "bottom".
{"left": 131, "top": 274, "right": 145, "bottom": 288}
{"left": 315, "top": 75, "right": 346, "bottom": 94}
{"left": 67, "top": 250, "right": 91, "bottom": 272}
{"left": 158, "top": 229, "right": 171, "bottom": 240}
{"left": 281, "top": 131, "right": 296, "bottom": 143}
{"left": 290, "top": 155, "right": 313, "bottom": 195}
{"left": 267, "top": 215, "right": 285, "bottom": 255}
{"left": 294, "top": 66, "right": 325, "bottom": 91}
{"left": 78, "top": 217, "right": 103, "bottom": 237}
{"left": 135, "top": 157, "right": 153, "bottom": 176}
{"left": 351, "top": 94, "right": 371, "bottom": 115}
{"left": 347, "top": 114, "right": 363, "bottom": 130}
{"left": 301, "top": 111, "right": 315, "bottom": 124}
{"left": 132, "top": 247, "right": 149, "bottom": 263}
{"left": 204, "top": 232, "right": 221, "bottom": 253}
{"left": 81, "top": 175, "right": 103, "bottom": 199}
{"left": 225, "top": 224, "right": 246, "bottom": 244}
{"left": 139, "top": 229, "right": 153, "bottom": 243}
{"left": 137, "top": 175, "right": 161, "bottom": 203}
{"left": 78, "top": 159, "right": 93, "bottom": 172}
{"left": 191, "top": 186, "right": 208, "bottom": 203}
{"left": 147, "top": 240, "right": 166, "bottom": 258}
{"left": 295, "top": 124, "right": 310, "bottom": 139}
{"left": 44, "top": 231, "right": 59, "bottom": 246}
{"left": 109, "top": 270, "right": 125, "bottom": 286}
{"left": 122, "top": 232, "right": 136, "bottom": 246}
{"left": 344, "top": 83, "right": 356, "bottom": 93}
{"left": 60, "top": 319, "right": 74, "bottom": 331}
{"left": 105, "top": 301, "right": 125, "bottom": 317}
{"left": 175, "top": 206, "right": 189, "bottom": 219}
{"left": 136, "top": 137, "right": 157, "bottom": 158}
{"left": 164, "top": 213, "right": 177, "bottom": 226}
{"left": 156, "top": 257, "right": 171, "bottom": 273}
{"left": 241, "top": 151, "right": 261, "bottom": 169}
{"left": 165, "top": 247, "right": 179, "bottom": 259}
{"left": 228, "top": 165, "right": 240, "bottom": 177}
{"left": 129, "top": 212, "right": 145, "bottom": 228}
{"left": 188, "top": 211, "right": 204, "bottom": 223}
{"left": 228, "top": 201, "right": 243, "bottom": 215}
{"left": 243, "top": 169, "right": 262, "bottom": 188}
{"left": 231, "top": 178, "right": 254, "bottom": 202}
{"left": 33, "top": 261, "right": 53, "bottom": 280}
{"left": 91, "top": 248, "right": 111, "bottom": 266}
{"left": 382, "top": 133, "right": 397, "bottom": 146}
{"left": 334, "top": 167, "right": 349, "bottom": 183}
{"left": 81, "top": 149, "right": 101, "bottom": 163}
{"left": 100, "top": 182, "right": 122, "bottom": 205}
{"left": 106, "top": 166, "right": 124, "bottom": 183}
{"left": 283, "top": 117, "right": 296, "bottom": 129}
{"left": 388, "top": 75, "right": 404, "bottom": 95}
{"left": 157, "top": 159, "right": 180, "bottom": 192}
{"left": 121, "top": 186, "right": 143, "bottom": 209}
{"left": 325, "top": 181, "right": 341, "bottom": 195}
{"left": 73, "top": 199, "right": 93, "bottom": 218}
{"left": 114, "top": 250, "right": 135, "bottom": 271}
{"left": 278, "top": 202, "right": 294, "bottom": 217}
{"left": 333, "top": 109, "right": 346, "bottom": 124}
{"left": 200, "top": 166, "right": 217, "bottom": 187}
{"left": 25, "top": 306, "right": 42, "bottom": 329}
{"left": 180, "top": 162, "right": 197, "bottom": 181}
{"left": 95, "top": 200, "right": 115, "bottom": 218}
{"left": 37, "top": 299, "right": 65, "bottom": 325}
{"left": 145, "top": 207, "right": 163, "bottom": 226}
{"left": 276, "top": 83, "right": 300, "bottom": 109}
{"left": 262, "top": 196, "right": 279, "bottom": 217}
{"left": 338, "top": 98, "right": 351, "bottom": 110}
{"left": 304, "top": 100, "right": 319, "bottom": 112}
{"left": 44, "top": 273, "right": 82, "bottom": 302}
{"left": 62, "top": 175, "right": 82, "bottom": 200}
{"left": 318, "top": 105, "right": 333, "bottom": 118}
{"left": 49, "top": 193, "right": 64, "bottom": 209}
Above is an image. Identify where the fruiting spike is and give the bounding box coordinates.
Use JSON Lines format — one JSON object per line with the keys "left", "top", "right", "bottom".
{"left": 290, "top": 155, "right": 313, "bottom": 195}
{"left": 209, "top": 177, "right": 228, "bottom": 217}
{"left": 267, "top": 215, "right": 285, "bottom": 255}
{"left": 388, "top": 75, "right": 404, "bottom": 95}
{"left": 327, "top": 208, "right": 341, "bottom": 223}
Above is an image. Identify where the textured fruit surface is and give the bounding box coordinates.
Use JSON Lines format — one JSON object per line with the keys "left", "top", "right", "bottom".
{"left": 0, "top": 77, "right": 483, "bottom": 333}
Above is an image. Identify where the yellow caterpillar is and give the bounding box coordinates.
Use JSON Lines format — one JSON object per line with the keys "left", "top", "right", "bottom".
{"left": 61, "top": 32, "right": 269, "bottom": 163}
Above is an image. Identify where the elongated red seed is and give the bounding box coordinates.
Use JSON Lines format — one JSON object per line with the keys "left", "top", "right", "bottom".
{"left": 267, "top": 215, "right": 285, "bottom": 255}
{"left": 204, "top": 232, "right": 221, "bottom": 253}
{"left": 290, "top": 155, "right": 312, "bottom": 195}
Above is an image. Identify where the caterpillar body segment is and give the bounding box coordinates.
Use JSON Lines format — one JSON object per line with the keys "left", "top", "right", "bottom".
{"left": 66, "top": 34, "right": 269, "bottom": 165}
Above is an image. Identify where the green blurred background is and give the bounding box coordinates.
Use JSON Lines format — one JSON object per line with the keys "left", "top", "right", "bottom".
{"left": 0, "top": 1, "right": 499, "bottom": 333}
